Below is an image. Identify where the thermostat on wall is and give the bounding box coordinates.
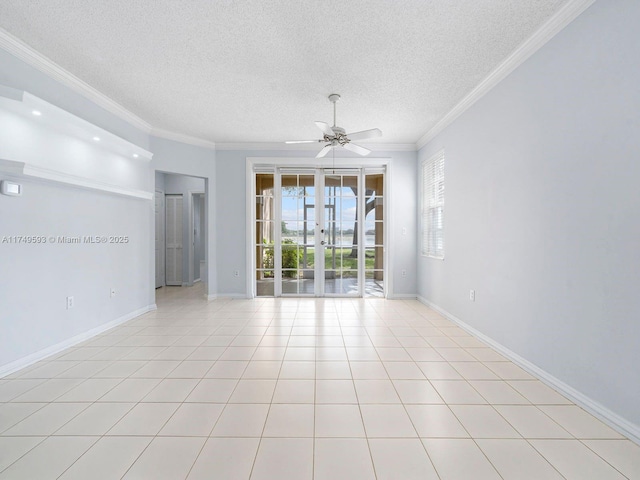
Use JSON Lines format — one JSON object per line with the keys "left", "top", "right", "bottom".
{"left": 1, "top": 180, "right": 22, "bottom": 196}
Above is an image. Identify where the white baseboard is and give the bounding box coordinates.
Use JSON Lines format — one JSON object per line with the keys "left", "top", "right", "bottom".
{"left": 216, "top": 293, "right": 250, "bottom": 299}
{"left": 387, "top": 293, "right": 418, "bottom": 300}
{"left": 0, "top": 304, "right": 156, "bottom": 378}
{"left": 417, "top": 296, "right": 640, "bottom": 445}
{"left": 205, "top": 294, "right": 217, "bottom": 301}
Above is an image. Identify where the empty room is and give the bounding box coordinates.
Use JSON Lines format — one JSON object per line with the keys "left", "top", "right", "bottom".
{"left": 0, "top": 0, "right": 638, "bottom": 479}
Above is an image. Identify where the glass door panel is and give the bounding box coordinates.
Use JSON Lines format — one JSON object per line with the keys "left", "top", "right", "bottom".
{"left": 364, "top": 173, "right": 384, "bottom": 297}
{"left": 255, "top": 174, "right": 275, "bottom": 296}
{"left": 281, "top": 173, "right": 315, "bottom": 295}
{"left": 323, "top": 173, "right": 359, "bottom": 296}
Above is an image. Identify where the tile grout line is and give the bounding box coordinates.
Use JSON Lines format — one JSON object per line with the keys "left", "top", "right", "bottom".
{"left": 246, "top": 305, "right": 289, "bottom": 479}
{"left": 347, "top": 307, "right": 382, "bottom": 480}
{"left": 383, "top": 312, "right": 447, "bottom": 480}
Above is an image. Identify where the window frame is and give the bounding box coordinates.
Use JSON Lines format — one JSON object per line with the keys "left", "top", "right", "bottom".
{"left": 421, "top": 150, "right": 445, "bottom": 259}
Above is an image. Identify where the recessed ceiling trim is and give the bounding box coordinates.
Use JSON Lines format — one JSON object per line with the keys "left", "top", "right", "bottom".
{"left": 0, "top": 159, "right": 153, "bottom": 200}
{"left": 150, "top": 127, "right": 216, "bottom": 149}
{"left": 416, "top": 0, "right": 597, "bottom": 149}
{"left": 0, "top": 86, "right": 153, "bottom": 160}
{"left": 0, "top": 27, "right": 152, "bottom": 134}
{"left": 216, "top": 142, "right": 416, "bottom": 152}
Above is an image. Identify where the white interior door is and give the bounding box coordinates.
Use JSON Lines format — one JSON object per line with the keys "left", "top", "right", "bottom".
{"left": 155, "top": 190, "right": 165, "bottom": 288}
{"left": 165, "top": 194, "right": 183, "bottom": 286}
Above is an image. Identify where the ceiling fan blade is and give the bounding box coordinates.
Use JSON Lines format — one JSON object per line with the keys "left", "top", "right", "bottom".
{"left": 316, "top": 145, "right": 333, "bottom": 158}
{"left": 343, "top": 143, "right": 371, "bottom": 156}
{"left": 285, "top": 140, "right": 319, "bottom": 144}
{"left": 346, "top": 128, "right": 382, "bottom": 141}
{"left": 315, "top": 121, "right": 335, "bottom": 137}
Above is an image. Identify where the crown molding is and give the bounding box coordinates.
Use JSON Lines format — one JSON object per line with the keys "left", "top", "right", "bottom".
{"left": 150, "top": 128, "right": 216, "bottom": 150}
{"left": 216, "top": 142, "right": 417, "bottom": 152}
{"left": 0, "top": 27, "right": 152, "bottom": 134}
{"left": 366, "top": 143, "right": 417, "bottom": 152}
{"left": 416, "top": 0, "right": 597, "bottom": 149}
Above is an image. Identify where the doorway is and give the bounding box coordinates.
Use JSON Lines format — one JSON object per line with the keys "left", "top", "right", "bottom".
{"left": 191, "top": 192, "right": 205, "bottom": 283}
{"left": 253, "top": 166, "right": 386, "bottom": 297}
{"left": 155, "top": 171, "right": 207, "bottom": 291}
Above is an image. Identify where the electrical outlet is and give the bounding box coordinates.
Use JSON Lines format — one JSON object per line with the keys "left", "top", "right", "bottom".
{"left": 66, "top": 296, "right": 74, "bottom": 309}
{"left": 234, "top": 270, "right": 240, "bottom": 277}
{"left": 469, "top": 290, "right": 475, "bottom": 302}
{"left": 402, "top": 227, "right": 407, "bottom": 235}
{"left": 110, "top": 288, "right": 116, "bottom": 298}
{"left": 401, "top": 269, "right": 407, "bottom": 277}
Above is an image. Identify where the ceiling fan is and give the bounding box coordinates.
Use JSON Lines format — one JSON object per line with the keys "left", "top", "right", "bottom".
{"left": 286, "top": 94, "right": 382, "bottom": 158}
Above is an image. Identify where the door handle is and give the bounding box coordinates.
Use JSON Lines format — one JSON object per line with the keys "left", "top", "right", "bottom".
{"left": 320, "top": 241, "right": 326, "bottom": 245}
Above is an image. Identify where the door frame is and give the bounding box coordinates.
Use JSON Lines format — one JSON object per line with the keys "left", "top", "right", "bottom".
{"left": 188, "top": 190, "right": 206, "bottom": 285}
{"left": 155, "top": 189, "right": 165, "bottom": 289}
{"left": 246, "top": 156, "right": 392, "bottom": 298}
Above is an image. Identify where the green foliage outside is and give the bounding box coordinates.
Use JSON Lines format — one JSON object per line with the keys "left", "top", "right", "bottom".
{"left": 262, "top": 239, "right": 301, "bottom": 278}
{"left": 281, "top": 239, "right": 301, "bottom": 277}
{"left": 262, "top": 242, "right": 376, "bottom": 277}
{"left": 306, "top": 248, "right": 375, "bottom": 271}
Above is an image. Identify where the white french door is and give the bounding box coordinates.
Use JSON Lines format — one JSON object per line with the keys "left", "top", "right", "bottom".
{"left": 254, "top": 166, "right": 386, "bottom": 297}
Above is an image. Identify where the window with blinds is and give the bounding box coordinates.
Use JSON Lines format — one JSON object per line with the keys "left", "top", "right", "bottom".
{"left": 421, "top": 151, "right": 445, "bottom": 259}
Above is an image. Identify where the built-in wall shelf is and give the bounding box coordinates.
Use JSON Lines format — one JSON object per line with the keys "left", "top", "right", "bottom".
{"left": 0, "top": 84, "right": 154, "bottom": 199}
{"left": 0, "top": 85, "right": 153, "bottom": 161}
{"left": 0, "top": 159, "right": 154, "bottom": 200}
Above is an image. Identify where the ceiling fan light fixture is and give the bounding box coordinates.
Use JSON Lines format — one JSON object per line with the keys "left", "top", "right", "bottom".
{"left": 286, "top": 94, "right": 382, "bottom": 157}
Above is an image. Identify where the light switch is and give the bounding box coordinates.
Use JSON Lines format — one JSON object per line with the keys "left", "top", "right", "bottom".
{"left": 1, "top": 181, "right": 22, "bottom": 196}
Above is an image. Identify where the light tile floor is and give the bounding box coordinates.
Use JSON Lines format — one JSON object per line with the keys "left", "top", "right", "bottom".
{"left": 1, "top": 284, "right": 639, "bottom": 479}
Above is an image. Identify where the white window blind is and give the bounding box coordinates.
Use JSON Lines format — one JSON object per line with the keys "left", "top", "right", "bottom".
{"left": 422, "top": 151, "right": 445, "bottom": 259}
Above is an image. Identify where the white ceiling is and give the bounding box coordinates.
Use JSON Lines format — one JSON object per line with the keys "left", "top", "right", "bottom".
{"left": 0, "top": 0, "right": 570, "bottom": 145}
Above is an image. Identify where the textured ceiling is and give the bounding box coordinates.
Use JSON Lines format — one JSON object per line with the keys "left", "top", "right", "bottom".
{"left": 0, "top": 0, "right": 568, "bottom": 145}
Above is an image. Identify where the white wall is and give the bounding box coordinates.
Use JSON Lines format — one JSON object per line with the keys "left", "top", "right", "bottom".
{"left": 216, "top": 148, "right": 417, "bottom": 297}
{"left": 155, "top": 170, "right": 166, "bottom": 191}
{"left": 417, "top": 0, "right": 640, "bottom": 437}
{"left": 0, "top": 176, "right": 151, "bottom": 371}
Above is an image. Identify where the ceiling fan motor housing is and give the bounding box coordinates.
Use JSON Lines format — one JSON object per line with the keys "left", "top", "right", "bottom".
{"left": 326, "top": 126, "right": 349, "bottom": 145}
